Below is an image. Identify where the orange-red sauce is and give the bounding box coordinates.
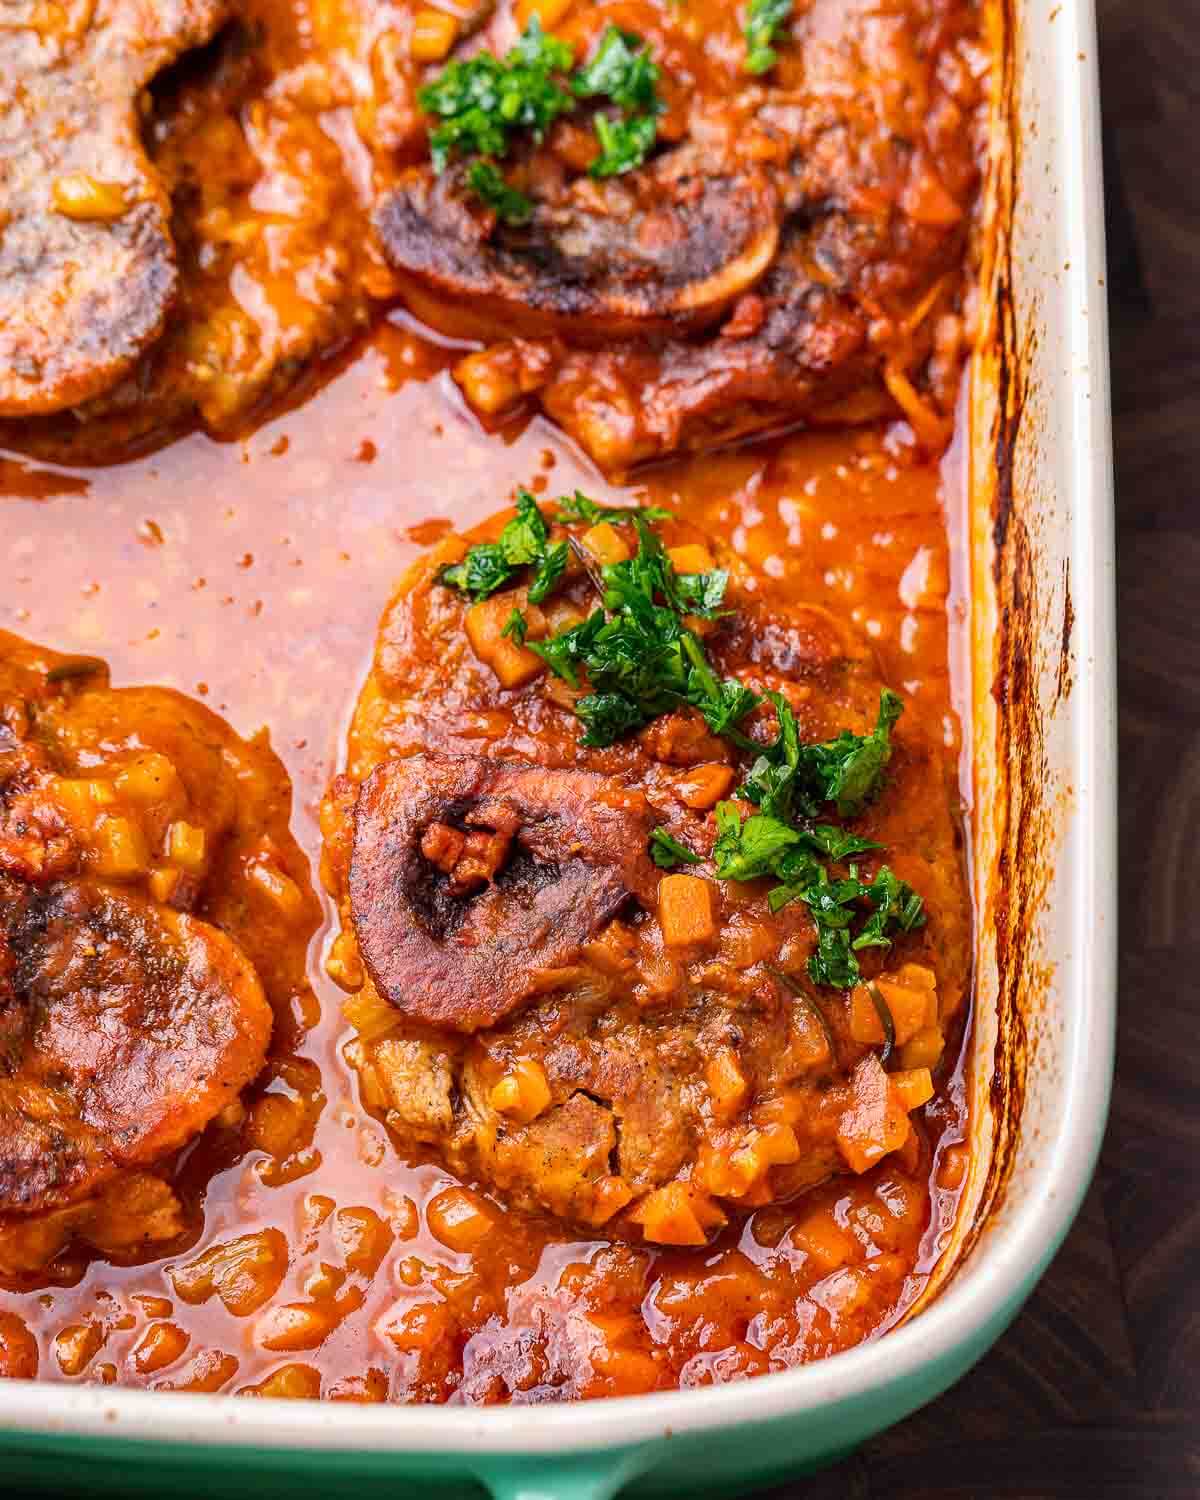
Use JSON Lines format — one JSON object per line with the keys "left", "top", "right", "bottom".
{"left": 0, "top": 314, "right": 972, "bottom": 1399}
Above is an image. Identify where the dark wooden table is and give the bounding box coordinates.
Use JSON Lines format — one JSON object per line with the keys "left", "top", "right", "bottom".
{"left": 786, "top": 3, "right": 1200, "bottom": 1495}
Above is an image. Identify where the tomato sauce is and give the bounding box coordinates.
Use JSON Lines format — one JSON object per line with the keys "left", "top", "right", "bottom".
{"left": 0, "top": 309, "right": 972, "bottom": 1398}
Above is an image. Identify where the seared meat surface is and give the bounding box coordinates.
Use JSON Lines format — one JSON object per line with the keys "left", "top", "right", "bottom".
{"left": 0, "top": 633, "right": 318, "bottom": 1275}
{"left": 0, "top": 0, "right": 228, "bottom": 416}
{"left": 378, "top": 153, "right": 780, "bottom": 336}
{"left": 0, "top": 876, "right": 270, "bottom": 1214}
{"left": 323, "top": 506, "right": 969, "bottom": 1242}
{"left": 351, "top": 757, "right": 658, "bottom": 1031}
{"left": 379, "top": 0, "right": 987, "bottom": 470}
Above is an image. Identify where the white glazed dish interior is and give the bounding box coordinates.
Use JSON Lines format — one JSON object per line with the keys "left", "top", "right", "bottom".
{"left": 0, "top": 0, "right": 1115, "bottom": 1461}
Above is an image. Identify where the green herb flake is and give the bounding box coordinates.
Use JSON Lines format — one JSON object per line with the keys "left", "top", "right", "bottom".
{"left": 501, "top": 608, "right": 528, "bottom": 646}
{"left": 589, "top": 110, "right": 660, "bottom": 178}
{"left": 573, "top": 25, "right": 662, "bottom": 111}
{"left": 440, "top": 490, "right": 570, "bottom": 605}
{"left": 650, "top": 828, "right": 702, "bottom": 868}
{"left": 419, "top": 18, "right": 575, "bottom": 173}
{"left": 465, "top": 161, "right": 533, "bottom": 224}
{"left": 552, "top": 492, "right": 672, "bottom": 526}
{"left": 743, "top": 0, "right": 793, "bottom": 74}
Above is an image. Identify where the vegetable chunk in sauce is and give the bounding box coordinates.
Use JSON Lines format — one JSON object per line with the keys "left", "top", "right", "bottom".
{"left": 0, "top": 633, "right": 318, "bottom": 1278}
{"left": 322, "top": 504, "right": 969, "bottom": 1243}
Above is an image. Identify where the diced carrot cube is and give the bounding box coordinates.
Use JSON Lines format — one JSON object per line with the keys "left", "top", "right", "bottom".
{"left": 849, "top": 983, "right": 886, "bottom": 1045}
{"left": 410, "top": 9, "right": 459, "bottom": 62}
{"left": 899, "top": 1024, "right": 945, "bottom": 1071}
{"left": 672, "top": 762, "right": 735, "bottom": 810}
{"left": 628, "top": 1183, "right": 724, "bottom": 1246}
{"left": 586, "top": 1175, "right": 635, "bottom": 1225}
{"left": 516, "top": 0, "right": 574, "bottom": 29}
{"left": 465, "top": 595, "right": 547, "bottom": 689}
{"left": 836, "top": 1055, "right": 910, "bottom": 1174}
{"left": 755, "top": 1122, "right": 801, "bottom": 1167}
{"left": 874, "top": 965, "right": 938, "bottom": 1044}
{"left": 890, "top": 1067, "right": 934, "bottom": 1113}
{"left": 581, "top": 522, "right": 631, "bottom": 565}
{"left": 658, "top": 873, "right": 717, "bottom": 948}
{"left": 667, "top": 544, "right": 715, "bottom": 576}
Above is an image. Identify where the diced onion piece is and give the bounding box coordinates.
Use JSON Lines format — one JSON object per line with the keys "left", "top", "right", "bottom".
{"left": 91, "top": 815, "right": 149, "bottom": 878}
{"left": 52, "top": 172, "right": 127, "bottom": 221}
{"left": 166, "top": 820, "right": 207, "bottom": 872}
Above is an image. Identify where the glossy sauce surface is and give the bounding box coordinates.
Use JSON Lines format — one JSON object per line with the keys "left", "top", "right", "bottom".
{"left": 0, "top": 313, "right": 972, "bottom": 1399}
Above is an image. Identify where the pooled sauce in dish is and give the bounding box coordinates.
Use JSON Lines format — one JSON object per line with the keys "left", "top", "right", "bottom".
{"left": 0, "top": 0, "right": 982, "bottom": 1402}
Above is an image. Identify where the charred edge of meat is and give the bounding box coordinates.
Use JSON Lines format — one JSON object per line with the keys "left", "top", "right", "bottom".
{"left": 349, "top": 756, "right": 660, "bottom": 1034}
{"left": 374, "top": 158, "right": 780, "bottom": 339}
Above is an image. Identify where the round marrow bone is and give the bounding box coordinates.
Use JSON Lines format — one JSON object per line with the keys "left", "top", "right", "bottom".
{"left": 349, "top": 755, "right": 660, "bottom": 1033}
{"left": 374, "top": 151, "right": 780, "bottom": 340}
{"left": 0, "top": 0, "right": 230, "bottom": 416}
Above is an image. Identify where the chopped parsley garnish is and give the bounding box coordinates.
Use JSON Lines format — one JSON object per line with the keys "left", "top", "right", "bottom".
{"left": 418, "top": 19, "right": 574, "bottom": 172}
{"left": 573, "top": 25, "right": 665, "bottom": 178}
{"left": 650, "top": 828, "right": 702, "bottom": 868}
{"left": 466, "top": 161, "right": 533, "bottom": 224}
{"left": 589, "top": 112, "right": 660, "bottom": 177}
{"left": 419, "top": 19, "right": 664, "bottom": 206}
{"left": 743, "top": 0, "right": 793, "bottom": 74}
{"left": 441, "top": 495, "right": 926, "bottom": 992}
{"left": 738, "top": 689, "right": 903, "bottom": 821}
{"left": 553, "top": 492, "right": 672, "bottom": 526}
{"left": 441, "top": 488, "right": 567, "bottom": 603}
{"left": 572, "top": 25, "right": 661, "bottom": 112}
{"left": 501, "top": 607, "right": 528, "bottom": 645}
{"left": 712, "top": 800, "right": 925, "bottom": 989}
{"left": 531, "top": 517, "right": 753, "bottom": 748}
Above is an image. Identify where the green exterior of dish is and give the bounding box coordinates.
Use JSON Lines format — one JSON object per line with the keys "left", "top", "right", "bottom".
{"left": 0, "top": 1283, "right": 1033, "bottom": 1500}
